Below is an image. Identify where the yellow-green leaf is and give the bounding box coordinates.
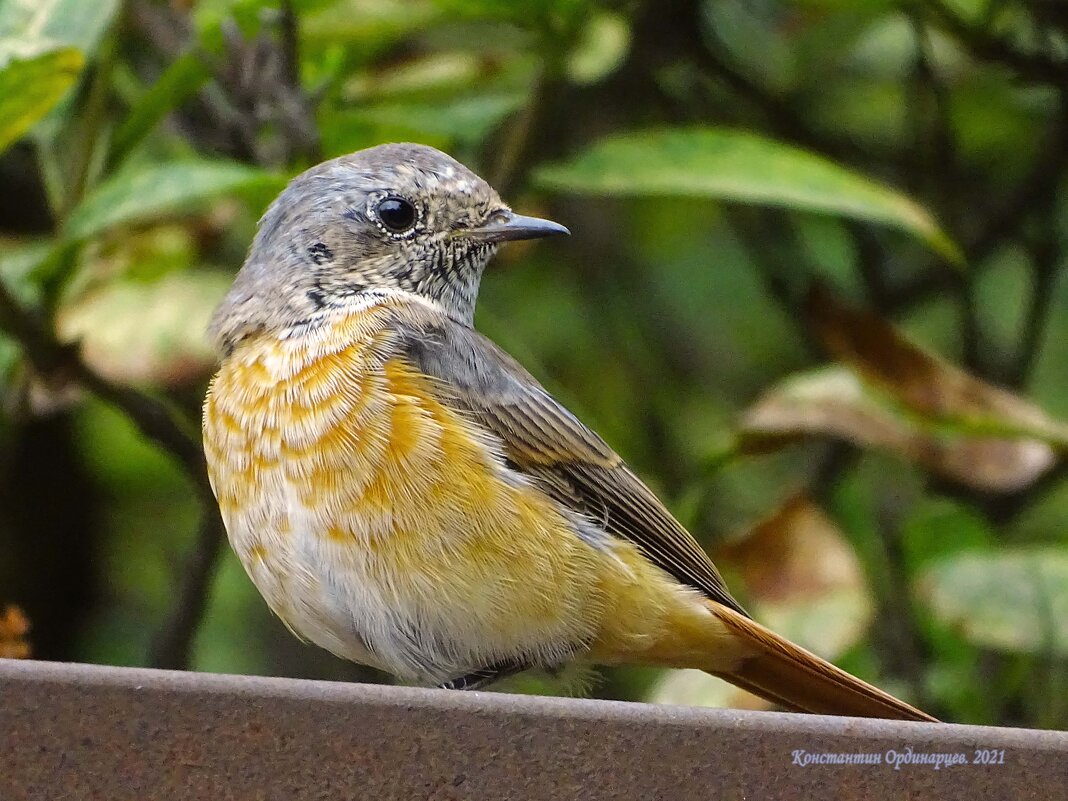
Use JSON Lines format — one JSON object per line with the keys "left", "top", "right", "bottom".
{"left": 65, "top": 160, "right": 285, "bottom": 241}
{"left": 321, "top": 92, "right": 524, "bottom": 155}
{"left": 918, "top": 549, "right": 1068, "bottom": 657}
{"left": 57, "top": 270, "right": 231, "bottom": 387}
{"left": 536, "top": 128, "right": 964, "bottom": 265}
{"left": 0, "top": 43, "right": 83, "bottom": 155}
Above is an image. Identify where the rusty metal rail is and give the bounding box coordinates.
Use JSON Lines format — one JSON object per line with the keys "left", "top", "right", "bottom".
{"left": 2, "top": 659, "right": 1066, "bottom": 800}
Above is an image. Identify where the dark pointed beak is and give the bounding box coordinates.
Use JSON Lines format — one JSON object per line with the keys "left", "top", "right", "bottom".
{"left": 463, "top": 211, "right": 570, "bottom": 244}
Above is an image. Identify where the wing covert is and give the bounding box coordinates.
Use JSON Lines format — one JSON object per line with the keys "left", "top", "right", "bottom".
{"left": 397, "top": 315, "right": 748, "bottom": 617}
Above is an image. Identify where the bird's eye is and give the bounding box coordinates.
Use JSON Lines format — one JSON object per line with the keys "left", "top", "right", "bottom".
{"left": 376, "top": 196, "right": 417, "bottom": 233}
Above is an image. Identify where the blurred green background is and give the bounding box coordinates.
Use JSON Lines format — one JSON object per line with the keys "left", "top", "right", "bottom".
{"left": 1, "top": 0, "right": 1067, "bottom": 729}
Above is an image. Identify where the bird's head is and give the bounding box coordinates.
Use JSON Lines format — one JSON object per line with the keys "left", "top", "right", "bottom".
{"left": 209, "top": 143, "right": 568, "bottom": 354}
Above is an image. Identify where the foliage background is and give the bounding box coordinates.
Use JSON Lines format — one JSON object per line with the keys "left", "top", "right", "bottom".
{"left": 1, "top": 0, "right": 1067, "bottom": 729}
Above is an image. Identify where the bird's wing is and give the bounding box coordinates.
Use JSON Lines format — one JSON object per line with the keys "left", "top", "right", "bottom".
{"left": 398, "top": 314, "right": 748, "bottom": 617}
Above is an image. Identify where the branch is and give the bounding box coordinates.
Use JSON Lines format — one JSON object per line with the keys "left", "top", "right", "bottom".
{"left": 0, "top": 277, "right": 224, "bottom": 670}
{"left": 489, "top": 66, "right": 548, "bottom": 199}
{"left": 725, "top": 206, "right": 821, "bottom": 354}
{"left": 113, "top": 0, "right": 325, "bottom": 668}
{"left": 1005, "top": 205, "right": 1061, "bottom": 388}
{"left": 128, "top": 0, "right": 320, "bottom": 166}
{"left": 884, "top": 102, "right": 1068, "bottom": 313}
{"left": 904, "top": 12, "right": 959, "bottom": 205}
{"left": 693, "top": 33, "right": 881, "bottom": 167}
{"left": 847, "top": 224, "right": 895, "bottom": 312}
{"left": 921, "top": 0, "right": 1068, "bottom": 85}
{"left": 146, "top": 506, "right": 226, "bottom": 669}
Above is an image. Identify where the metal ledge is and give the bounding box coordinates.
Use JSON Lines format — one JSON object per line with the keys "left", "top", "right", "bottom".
{"left": 2, "top": 659, "right": 1066, "bottom": 800}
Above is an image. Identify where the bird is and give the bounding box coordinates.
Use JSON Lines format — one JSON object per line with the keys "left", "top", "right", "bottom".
{"left": 202, "top": 142, "right": 936, "bottom": 721}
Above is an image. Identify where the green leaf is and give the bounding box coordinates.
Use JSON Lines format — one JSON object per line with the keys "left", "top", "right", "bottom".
{"left": 428, "top": 0, "right": 582, "bottom": 26}
{"left": 565, "top": 10, "right": 631, "bottom": 85}
{"left": 0, "top": 0, "right": 120, "bottom": 57}
{"left": 901, "top": 499, "right": 995, "bottom": 572}
{"left": 536, "top": 128, "right": 965, "bottom": 265}
{"left": 107, "top": 52, "right": 212, "bottom": 170}
{"left": 321, "top": 92, "right": 524, "bottom": 154}
{"left": 918, "top": 549, "right": 1068, "bottom": 656}
{"left": 65, "top": 160, "right": 285, "bottom": 241}
{"left": 0, "top": 332, "right": 22, "bottom": 395}
{"left": 0, "top": 43, "right": 83, "bottom": 154}
{"left": 302, "top": 0, "right": 443, "bottom": 51}
{"left": 0, "top": 238, "right": 68, "bottom": 304}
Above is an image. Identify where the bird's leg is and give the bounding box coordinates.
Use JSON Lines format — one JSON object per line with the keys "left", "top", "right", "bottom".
{"left": 438, "top": 659, "right": 530, "bottom": 690}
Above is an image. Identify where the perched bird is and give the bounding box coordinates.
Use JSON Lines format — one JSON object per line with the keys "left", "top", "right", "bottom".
{"left": 203, "top": 143, "right": 935, "bottom": 721}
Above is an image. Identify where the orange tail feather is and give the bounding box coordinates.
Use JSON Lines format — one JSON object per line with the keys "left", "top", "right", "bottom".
{"left": 709, "top": 602, "right": 937, "bottom": 722}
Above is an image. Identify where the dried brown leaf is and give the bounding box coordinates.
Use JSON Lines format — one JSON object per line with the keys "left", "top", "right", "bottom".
{"left": 807, "top": 285, "right": 1068, "bottom": 446}
{"left": 0, "top": 604, "right": 31, "bottom": 659}
{"left": 741, "top": 367, "right": 1056, "bottom": 493}
{"left": 650, "top": 495, "right": 872, "bottom": 711}
{"left": 738, "top": 287, "right": 1067, "bottom": 492}
{"left": 717, "top": 494, "right": 874, "bottom": 659}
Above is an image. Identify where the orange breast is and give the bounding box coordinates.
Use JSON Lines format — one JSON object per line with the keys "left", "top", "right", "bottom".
{"left": 201, "top": 303, "right": 617, "bottom": 680}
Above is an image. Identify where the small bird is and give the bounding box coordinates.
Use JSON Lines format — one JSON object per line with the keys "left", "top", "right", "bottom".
{"left": 203, "top": 143, "right": 935, "bottom": 721}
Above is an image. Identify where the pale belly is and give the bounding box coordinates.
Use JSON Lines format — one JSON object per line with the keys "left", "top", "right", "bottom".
{"left": 202, "top": 315, "right": 624, "bottom": 683}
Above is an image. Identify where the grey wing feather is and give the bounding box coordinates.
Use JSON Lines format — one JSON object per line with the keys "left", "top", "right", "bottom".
{"left": 398, "top": 314, "right": 748, "bottom": 618}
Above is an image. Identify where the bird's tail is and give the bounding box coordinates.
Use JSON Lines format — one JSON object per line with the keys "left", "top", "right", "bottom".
{"left": 707, "top": 601, "right": 937, "bottom": 722}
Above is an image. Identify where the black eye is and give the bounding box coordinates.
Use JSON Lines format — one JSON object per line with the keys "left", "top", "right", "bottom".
{"left": 376, "top": 196, "right": 417, "bottom": 233}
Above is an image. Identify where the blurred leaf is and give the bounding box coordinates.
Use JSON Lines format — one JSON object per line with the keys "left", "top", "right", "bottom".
{"left": 321, "top": 92, "right": 524, "bottom": 154}
{"left": 56, "top": 270, "right": 230, "bottom": 387}
{"left": 0, "top": 0, "right": 119, "bottom": 56}
{"left": 811, "top": 79, "right": 908, "bottom": 152}
{"left": 704, "top": 0, "right": 796, "bottom": 91}
{"left": 901, "top": 499, "right": 995, "bottom": 571}
{"left": 65, "top": 160, "right": 284, "bottom": 241}
{"left": 0, "top": 238, "right": 53, "bottom": 296}
{"left": 741, "top": 366, "right": 1058, "bottom": 493}
{"left": 58, "top": 224, "right": 202, "bottom": 317}
{"left": 847, "top": 16, "right": 963, "bottom": 79}
{"left": 918, "top": 549, "right": 1068, "bottom": 656}
{"left": 107, "top": 52, "right": 212, "bottom": 169}
{"left": 566, "top": 10, "right": 630, "bottom": 85}
{"left": 741, "top": 287, "right": 1068, "bottom": 494}
{"left": 649, "top": 668, "right": 771, "bottom": 711}
{"left": 429, "top": 0, "right": 583, "bottom": 26}
{"left": 536, "top": 128, "right": 964, "bottom": 265}
{"left": 0, "top": 43, "right": 84, "bottom": 155}
{"left": 0, "top": 333, "right": 21, "bottom": 397}
{"left": 808, "top": 286, "right": 1068, "bottom": 450}
{"left": 343, "top": 52, "right": 489, "bottom": 104}
{"left": 302, "top": 0, "right": 442, "bottom": 53}
{"left": 718, "top": 495, "right": 874, "bottom": 658}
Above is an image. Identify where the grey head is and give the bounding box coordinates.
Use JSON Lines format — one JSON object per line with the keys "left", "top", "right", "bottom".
{"left": 208, "top": 143, "right": 568, "bottom": 355}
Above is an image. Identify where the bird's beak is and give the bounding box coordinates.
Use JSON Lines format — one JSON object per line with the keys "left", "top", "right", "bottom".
{"left": 462, "top": 211, "right": 570, "bottom": 244}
